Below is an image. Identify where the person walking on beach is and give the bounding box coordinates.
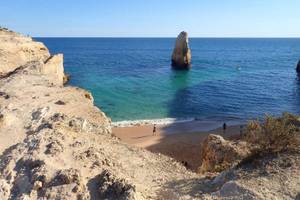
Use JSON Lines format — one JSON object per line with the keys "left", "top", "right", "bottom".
{"left": 153, "top": 124, "right": 157, "bottom": 136}
{"left": 223, "top": 123, "right": 227, "bottom": 134}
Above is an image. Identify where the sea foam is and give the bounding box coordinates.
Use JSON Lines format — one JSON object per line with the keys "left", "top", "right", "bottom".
{"left": 112, "top": 118, "right": 195, "bottom": 127}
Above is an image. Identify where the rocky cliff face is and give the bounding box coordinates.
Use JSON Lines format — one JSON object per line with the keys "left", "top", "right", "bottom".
{"left": 171, "top": 31, "right": 191, "bottom": 69}
{"left": 0, "top": 28, "right": 299, "bottom": 200}
{"left": 41, "top": 54, "right": 64, "bottom": 86}
{"left": 0, "top": 29, "right": 50, "bottom": 76}
{"left": 297, "top": 60, "right": 300, "bottom": 73}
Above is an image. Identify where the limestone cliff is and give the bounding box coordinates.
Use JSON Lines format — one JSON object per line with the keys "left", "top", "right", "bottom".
{"left": 171, "top": 31, "right": 191, "bottom": 69}
{"left": 42, "top": 54, "right": 64, "bottom": 86}
{"left": 0, "top": 29, "right": 50, "bottom": 76}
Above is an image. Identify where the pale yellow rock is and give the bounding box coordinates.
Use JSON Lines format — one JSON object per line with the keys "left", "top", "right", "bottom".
{"left": 41, "top": 54, "right": 64, "bottom": 86}
{"left": 0, "top": 29, "right": 50, "bottom": 75}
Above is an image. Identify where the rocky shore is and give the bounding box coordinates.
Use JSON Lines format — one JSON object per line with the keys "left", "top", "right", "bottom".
{"left": 0, "top": 28, "right": 299, "bottom": 199}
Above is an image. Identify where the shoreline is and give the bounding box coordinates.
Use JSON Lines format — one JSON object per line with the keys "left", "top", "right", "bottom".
{"left": 113, "top": 120, "right": 247, "bottom": 171}
{"left": 111, "top": 117, "right": 247, "bottom": 129}
{"left": 111, "top": 117, "right": 195, "bottom": 127}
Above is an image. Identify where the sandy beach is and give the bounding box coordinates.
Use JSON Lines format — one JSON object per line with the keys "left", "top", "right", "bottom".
{"left": 113, "top": 120, "right": 245, "bottom": 171}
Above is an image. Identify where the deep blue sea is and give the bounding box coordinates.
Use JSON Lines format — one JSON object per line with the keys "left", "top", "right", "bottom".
{"left": 36, "top": 38, "right": 300, "bottom": 122}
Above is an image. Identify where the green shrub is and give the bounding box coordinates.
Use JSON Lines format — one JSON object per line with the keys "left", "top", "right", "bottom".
{"left": 244, "top": 113, "right": 300, "bottom": 154}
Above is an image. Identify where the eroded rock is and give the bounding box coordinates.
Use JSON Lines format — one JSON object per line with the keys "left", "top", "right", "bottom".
{"left": 198, "top": 134, "right": 252, "bottom": 173}
{"left": 171, "top": 31, "right": 191, "bottom": 69}
{"left": 50, "top": 168, "right": 81, "bottom": 187}
{"left": 97, "top": 170, "right": 136, "bottom": 200}
{"left": 0, "top": 29, "right": 50, "bottom": 76}
{"left": 41, "top": 54, "right": 64, "bottom": 86}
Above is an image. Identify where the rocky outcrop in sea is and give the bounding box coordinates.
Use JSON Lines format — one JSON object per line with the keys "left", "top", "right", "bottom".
{"left": 171, "top": 31, "right": 191, "bottom": 69}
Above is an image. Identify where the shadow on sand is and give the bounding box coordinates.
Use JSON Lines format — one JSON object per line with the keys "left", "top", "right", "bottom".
{"left": 144, "top": 70, "right": 242, "bottom": 171}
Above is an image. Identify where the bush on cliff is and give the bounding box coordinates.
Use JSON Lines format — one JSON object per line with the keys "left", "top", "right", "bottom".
{"left": 198, "top": 113, "right": 300, "bottom": 174}
{"left": 244, "top": 113, "right": 300, "bottom": 154}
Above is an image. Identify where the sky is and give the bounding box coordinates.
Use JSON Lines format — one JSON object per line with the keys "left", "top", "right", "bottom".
{"left": 1, "top": 0, "right": 300, "bottom": 37}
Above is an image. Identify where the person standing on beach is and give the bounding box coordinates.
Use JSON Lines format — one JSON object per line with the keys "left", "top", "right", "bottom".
{"left": 153, "top": 124, "right": 157, "bottom": 136}
{"left": 223, "top": 123, "right": 227, "bottom": 134}
{"left": 240, "top": 125, "right": 243, "bottom": 136}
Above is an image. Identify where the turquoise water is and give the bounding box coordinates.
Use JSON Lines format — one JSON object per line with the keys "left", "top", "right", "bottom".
{"left": 37, "top": 38, "right": 300, "bottom": 122}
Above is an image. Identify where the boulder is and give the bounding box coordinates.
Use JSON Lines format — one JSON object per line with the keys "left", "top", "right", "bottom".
{"left": 297, "top": 60, "right": 300, "bottom": 73}
{"left": 41, "top": 54, "right": 64, "bottom": 86}
{"left": 171, "top": 31, "right": 191, "bottom": 69}
{"left": 198, "top": 134, "right": 252, "bottom": 173}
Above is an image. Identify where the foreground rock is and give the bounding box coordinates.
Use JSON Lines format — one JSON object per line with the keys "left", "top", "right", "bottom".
{"left": 197, "top": 134, "right": 300, "bottom": 199}
{"left": 205, "top": 151, "right": 300, "bottom": 200}
{"left": 198, "top": 134, "right": 252, "bottom": 173}
{"left": 297, "top": 60, "right": 300, "bottom": 73}
{"left": 171, "top": 31, "right": 191, "bottom": 69}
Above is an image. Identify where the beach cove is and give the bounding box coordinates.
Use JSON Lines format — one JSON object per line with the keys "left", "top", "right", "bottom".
{"left": 113, "top": 120, "right": 244, "bottom": 171}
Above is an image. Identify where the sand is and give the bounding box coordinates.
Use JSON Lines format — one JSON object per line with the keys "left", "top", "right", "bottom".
{"left": 113, "top": 121, "right": 245, "bottom": 171}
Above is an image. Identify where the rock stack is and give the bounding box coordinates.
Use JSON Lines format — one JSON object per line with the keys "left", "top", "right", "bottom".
{"left": 171, "top": 31, "right": 191, "bottom": 69}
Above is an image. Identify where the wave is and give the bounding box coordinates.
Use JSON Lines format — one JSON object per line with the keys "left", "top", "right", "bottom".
{"left": 112, "top": 117, "right": 196, "bottom": 127}
{"left": 111, "top": 117, "right": 246, "bottom": 128}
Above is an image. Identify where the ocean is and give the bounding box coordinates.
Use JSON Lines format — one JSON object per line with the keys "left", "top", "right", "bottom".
{"left": 36, "top": 38, "right": 300, "bottom": 123}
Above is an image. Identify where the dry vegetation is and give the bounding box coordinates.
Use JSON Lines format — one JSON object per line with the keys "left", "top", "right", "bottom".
{"left": 244, "top": 113, "right": 300, "bottom": 155}
{"left": 198, "top": 113, "right": 300, "bottom": 174}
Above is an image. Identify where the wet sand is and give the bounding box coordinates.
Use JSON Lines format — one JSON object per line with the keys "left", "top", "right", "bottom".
{"left": 113, "top": 121, "right": 245, "bottom": 171}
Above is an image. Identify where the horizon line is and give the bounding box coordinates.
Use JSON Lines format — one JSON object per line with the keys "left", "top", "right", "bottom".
{"left": 33, "top": 36, "right": 300, "bottom": 39}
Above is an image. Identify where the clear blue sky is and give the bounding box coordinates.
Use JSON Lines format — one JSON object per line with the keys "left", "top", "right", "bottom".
{"left": 1, "top": 0, "right": 300, "bottom": 37}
